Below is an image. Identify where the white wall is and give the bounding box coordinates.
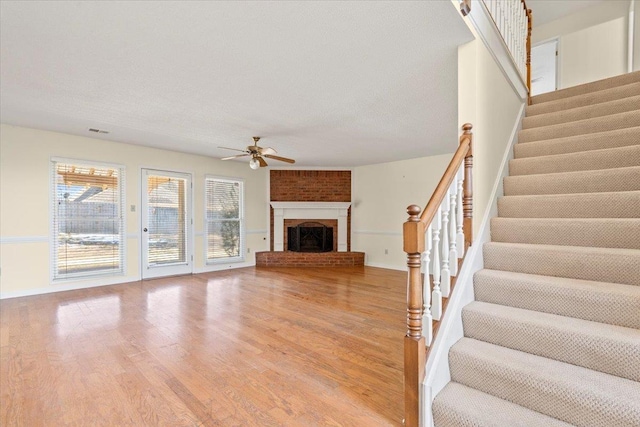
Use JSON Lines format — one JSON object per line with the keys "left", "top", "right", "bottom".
{"left": 0, "top": 124, "right": 269, "bottom": 298}
{"left": 533, "top": 1, "right": 631, "bottom": 88}
{"left": 351, "top": 154, "right": 451, "bottom": 270}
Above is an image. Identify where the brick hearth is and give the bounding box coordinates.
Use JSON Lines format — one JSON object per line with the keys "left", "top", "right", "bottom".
{"left": 255, "top": 251, "right": 365, "bottom": 267}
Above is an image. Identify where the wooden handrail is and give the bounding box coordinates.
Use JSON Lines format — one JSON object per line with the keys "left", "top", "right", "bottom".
{"left": 419, "top": 124, "right": 473, "bottom": 228}
{"left": 403, "top": 123, "right": 473, "bottom": 427}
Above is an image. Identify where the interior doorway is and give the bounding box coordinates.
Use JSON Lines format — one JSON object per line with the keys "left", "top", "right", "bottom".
{"left": 531, "top": 39, "right": 558, "bottom": 96}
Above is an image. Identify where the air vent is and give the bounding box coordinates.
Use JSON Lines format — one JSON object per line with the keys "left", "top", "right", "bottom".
{"left": 88, "top": 128, "right": 109, "bottom": 134}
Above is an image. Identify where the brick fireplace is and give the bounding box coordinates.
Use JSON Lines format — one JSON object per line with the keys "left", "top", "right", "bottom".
{"left": 256, "top": 170, "right": 364, "bottom": 267}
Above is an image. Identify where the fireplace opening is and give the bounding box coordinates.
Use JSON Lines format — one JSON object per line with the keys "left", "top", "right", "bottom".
{"left": 287, "top": 222, "right": 333, "bottom": 252}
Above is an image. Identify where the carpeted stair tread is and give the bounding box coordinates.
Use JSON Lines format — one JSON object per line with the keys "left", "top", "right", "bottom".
{"left": 523, "top": 95, "right": 640, "bottom": 129}
{"left": 531, "top": 70, "right": 640, "bottom": 105}
{"left": 513, "top": 127, "right": 640, "bottom": 159}
{"left": 509, "top": 145, "right": 640, "bottom": 176}
{"left": 503, "top": 166, "right": 640, "bottom": 196}
{"left": 432, "top": 382, "right": 573, "bottom": 427}
{"left": 490, "top": 217, "right": 640, "bottom": 249}
{"left": 483, "top": 242, "right": 640, "bottom": 285}
{"left": 449, "top": 338, "right": 640, "bottom": 427}
{"left": 473, "top": 269, "right": 640, "bottom": 329}
{"left": 497, "top": 191, "right": 640, "bottom": 218}
{"left": 462, "top": 301, "right": 640, "bottom": 381}
{"left": 518, "top": 110, "right": 640, "bottom": 143}
{"left": 526, "top": 82, "right": 640, "bottom": 116}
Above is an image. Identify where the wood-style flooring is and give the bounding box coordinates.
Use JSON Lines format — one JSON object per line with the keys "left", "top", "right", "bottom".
{"left": 0, "top": 266, "right": 405, "bottom": 426}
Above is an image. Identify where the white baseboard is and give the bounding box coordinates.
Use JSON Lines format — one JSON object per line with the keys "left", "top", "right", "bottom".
{"left": 0, "top": 274, "right": 140, "bottom": 300}
{"left": 364, "top": 261, "right": 405, "bottom": 271}
{"left": 422, "top": 102, "right": 525, "bottom": 426}
{"left": 194, "top": 259, "right": 256, "bottom": 273}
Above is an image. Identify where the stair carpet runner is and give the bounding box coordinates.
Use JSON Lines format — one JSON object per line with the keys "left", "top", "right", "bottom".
{"left": 432, "top": 71, "right": 640, "bottom": 426}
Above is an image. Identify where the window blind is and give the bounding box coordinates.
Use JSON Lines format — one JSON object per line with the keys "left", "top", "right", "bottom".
{"left": 146, "top": 175, "right": 188, "bottom": 266}
{"left": 51, "top": 160, "right": 125, "bottom": 280}
{"left": 205, "top": 177, "right": 244, "bottom": 262}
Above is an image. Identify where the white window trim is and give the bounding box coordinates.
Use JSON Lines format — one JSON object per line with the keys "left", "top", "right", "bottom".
{"left": 50, "top": 157, "right": 126, "bottom": 283}
{"left": 205, "top": 175, "right": 245, "bottom": 264}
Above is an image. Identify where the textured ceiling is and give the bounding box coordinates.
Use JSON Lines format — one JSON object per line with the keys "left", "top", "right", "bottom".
{"left": 0, "top": 1, "right": 472, "bottom": 167}
{"left": 525, "top": 0, "right": 607, "bottom": 26}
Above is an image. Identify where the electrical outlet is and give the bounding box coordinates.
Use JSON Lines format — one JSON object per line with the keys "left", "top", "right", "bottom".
{"left": 130, "top": 205, "right": 136, "bottom": 212}
{"left": 247, "top": 248, "right": 251, "bottom": 253}
{"left": 384, "top": 249, "right": 388, "bottom": 255}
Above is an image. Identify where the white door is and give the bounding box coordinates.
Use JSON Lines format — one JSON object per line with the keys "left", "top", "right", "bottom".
{"left": 141, "top": 169, "right": 192, "bottom": 279}
{"left": 531, "top": 39, "right": 558, "bottom": 96}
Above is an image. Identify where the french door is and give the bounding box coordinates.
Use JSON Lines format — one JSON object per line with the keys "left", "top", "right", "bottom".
{"left": 141, "top": 169, "right": 192, "bottom": 279}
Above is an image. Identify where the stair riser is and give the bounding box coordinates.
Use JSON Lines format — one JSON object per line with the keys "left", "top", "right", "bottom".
{"left": 498, "top": 192, "right": 640, "bottom": 218}
{"left": 490, "top": 218, "right": 640, "bottom": 249}
{"left": 523, "top": 96, "right": 640, "bottom": 130}
{"left": 526, "top": 82, "right": 640, "bottom": 116}
{"left": 449, "top": 340, "right": 640, "bottom": 426}
{"left": 462, "top": 305, "right": 640, "bottom": 381}
{"left": 518, "top": 111, "right": 640, "bottom": 143}
{"left": 509, "top": 145, "right": 640, "bottom": 176}
{"left": 503, "top": 167, "right": 640, "bottom": 196}
{"left": 514, "top": 128, "right": 640, "bottom": 159}
{"left": 473, "top": 271, "right": 640, "bottom": 329}
{"left": 433, "top": 383, "right": 574, "bottom": 427}
{"left": 483, "top": 243, "right": 640, "bottom": 286}
{"left": 531, "top": 70, "right": 640, "bottom": 104}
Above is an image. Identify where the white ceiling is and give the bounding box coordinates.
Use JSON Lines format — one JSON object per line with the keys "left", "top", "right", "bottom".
{"left": 0, "top": 1, "right": 473, "bottom": 168}
{"left": 526, "top": 0, "right": 607, "bottom": 26}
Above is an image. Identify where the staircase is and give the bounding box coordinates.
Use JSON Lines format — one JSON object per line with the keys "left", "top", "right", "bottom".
{"left": 432, "top": 71, "right": 640, "bottom": 426}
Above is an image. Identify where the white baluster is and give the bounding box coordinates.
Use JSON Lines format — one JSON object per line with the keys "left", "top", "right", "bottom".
{"left": 441, "top": 198, "right": 451, "bottom": 298}
{"left": 431, "top": 208, "right": 442, "bottom": 321}
{"left": 456, "top": 166, "right": 465, "bottom": 258}
{"left": 422, "top": 224, "right": 433, "bottom": 345}
{"left": 449, "top": 185, "right": 458, "bottom": 277}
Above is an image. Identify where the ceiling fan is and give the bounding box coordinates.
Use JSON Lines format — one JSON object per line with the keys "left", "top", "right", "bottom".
{"left": 219, "top": 137, "right": 295, "bottom": 169}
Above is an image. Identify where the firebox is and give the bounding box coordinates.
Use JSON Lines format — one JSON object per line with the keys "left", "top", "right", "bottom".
{"left": 287, "top": 222, "right": 333, "bottom": 252}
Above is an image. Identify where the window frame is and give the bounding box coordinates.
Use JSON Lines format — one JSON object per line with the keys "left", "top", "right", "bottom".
{"left": 204, "top": 175, "right": 245, "bottom": 264}
{"left": 50, "top": 157, "right": 126, "bottom": 282}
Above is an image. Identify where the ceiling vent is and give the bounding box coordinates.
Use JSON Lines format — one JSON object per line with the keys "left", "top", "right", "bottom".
{"left": 88, "top": 128, "right": 109, "bottom": 134}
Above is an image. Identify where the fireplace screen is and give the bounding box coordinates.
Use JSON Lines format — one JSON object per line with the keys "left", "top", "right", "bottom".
{"left": 287, "top": 222, "right": 333, "bottom": 252}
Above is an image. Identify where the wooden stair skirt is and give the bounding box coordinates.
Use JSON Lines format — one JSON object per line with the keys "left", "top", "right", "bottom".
{"left": 255, "top": 251, "right": 365, "bottom": 267}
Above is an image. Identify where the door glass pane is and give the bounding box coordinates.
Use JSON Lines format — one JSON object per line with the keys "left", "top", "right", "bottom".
{"left": 147, "top": 175, "right": 187, "bottom": 266}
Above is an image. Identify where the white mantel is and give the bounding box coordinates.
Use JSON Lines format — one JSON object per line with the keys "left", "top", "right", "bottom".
{"left": 270, "top": 202, "right": 351, "bottom": 252}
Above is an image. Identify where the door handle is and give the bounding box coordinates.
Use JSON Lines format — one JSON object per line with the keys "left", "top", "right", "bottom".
{"left": 143, "top": 228, "right": 148, "bottom": 232}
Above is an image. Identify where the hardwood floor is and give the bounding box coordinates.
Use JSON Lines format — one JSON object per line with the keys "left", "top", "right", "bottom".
{"left": 0, "top": 267, "right": 406, "bottom": 426}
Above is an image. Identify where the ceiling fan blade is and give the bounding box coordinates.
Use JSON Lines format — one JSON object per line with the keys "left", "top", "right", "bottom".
{"left": 264, "top": 154, "right": 295, "bottom": 164}
{"left": 221, "top": 154, "right": 250, "bottom": 161}
{"left": 257, "top": 157, "right": 268, "bottom": 167}
{"left": 219, "top": 146, "right": 248, "bottom": 153}
{"left": 260, "top": 147, "right": 277, "bottom": 156}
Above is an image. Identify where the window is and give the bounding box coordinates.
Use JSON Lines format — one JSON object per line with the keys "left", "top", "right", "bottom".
{"left": 205, "top": 177, "right": 244, "bottom": 263}
{"left": 51, "top": 159, "right": 125, "bottom": 280}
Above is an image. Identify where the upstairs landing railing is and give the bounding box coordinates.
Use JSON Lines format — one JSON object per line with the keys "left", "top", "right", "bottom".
{"left": 403, "top": 124, "right": 473, "bottom": 427}
{"left": 483, "top": 0, "right": 533, "bottom": 93}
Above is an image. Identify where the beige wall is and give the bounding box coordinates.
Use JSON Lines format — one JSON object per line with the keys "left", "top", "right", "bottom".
{"left": 351, "top": 154, "right": 451, "bottom": 270}
{"left": 459, "top": 39, "right": 524, "bottom": 239}
{"left": 532, "top": 1, "right": 630, "bottom": 88}
{"left": 0, "top": 124, "right": 269, "bottom": 297}
{"left": 635, "top": 0, "right": 640, "bottom": 71}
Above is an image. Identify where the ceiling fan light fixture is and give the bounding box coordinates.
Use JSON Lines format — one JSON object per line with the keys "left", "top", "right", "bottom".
{"left": 249, "top": 157, "right": 260, "bottom": 170}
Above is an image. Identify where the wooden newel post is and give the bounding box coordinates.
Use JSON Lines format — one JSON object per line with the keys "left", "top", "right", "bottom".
{"left": 403, "top": 205, "right": 425, "bottom": 427}
{"left": 461, "top": 124, "right": 473, "bottom": 251}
